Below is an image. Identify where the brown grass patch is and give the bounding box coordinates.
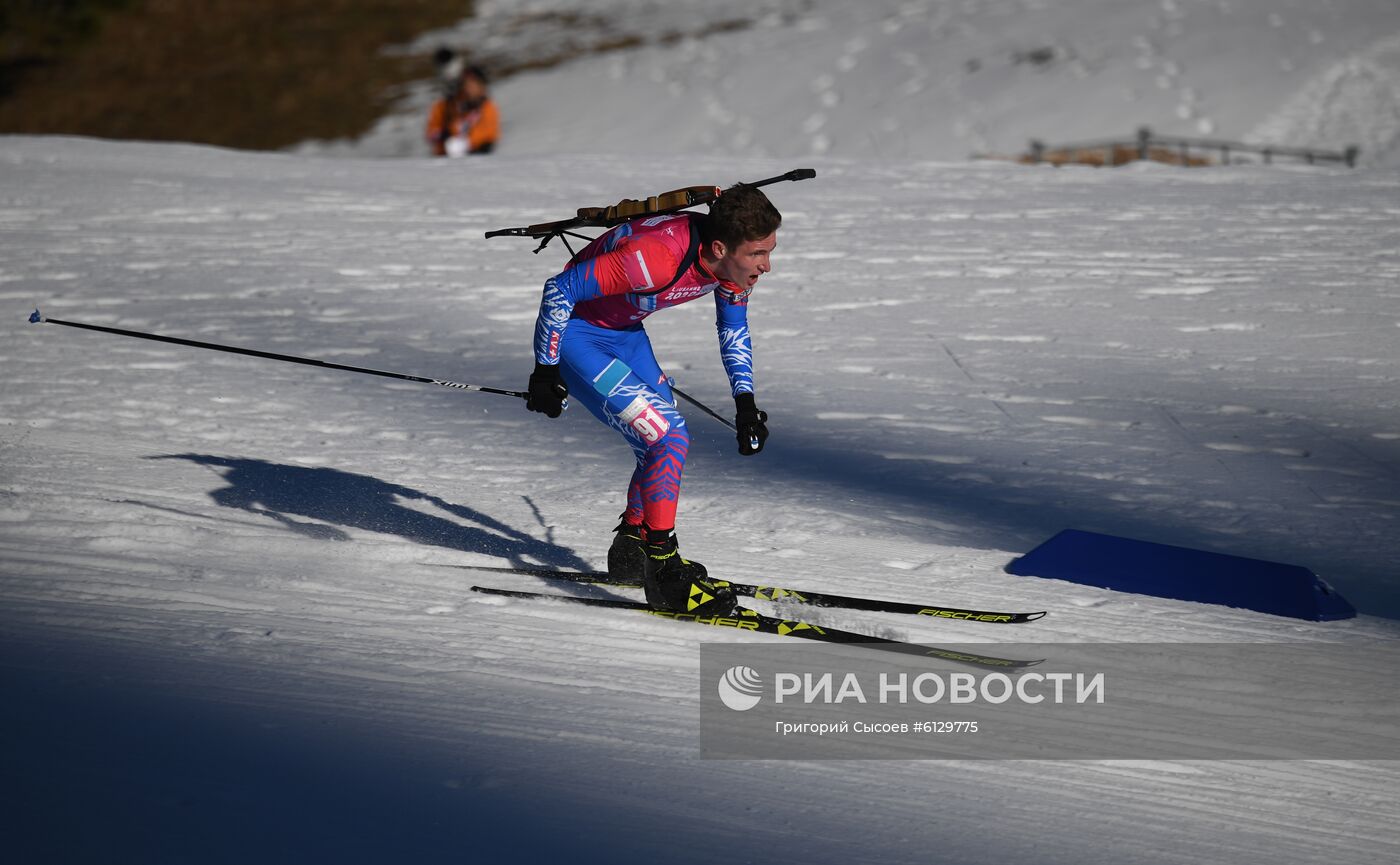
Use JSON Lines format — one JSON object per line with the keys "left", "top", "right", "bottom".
{"left": 0, "top": 0, "right": 474, "bottom": 150}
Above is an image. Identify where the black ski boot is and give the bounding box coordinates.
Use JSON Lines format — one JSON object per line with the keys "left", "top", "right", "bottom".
{"left": 607, "top": 518, "right": 646, "bottom": 582}
{"left": 641, "top": 528, "right": 737, "bottom": 616}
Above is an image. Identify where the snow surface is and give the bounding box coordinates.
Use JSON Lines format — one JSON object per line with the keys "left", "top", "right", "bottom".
{"left": 5, "top": 1, "right": 1400, "bottom": 863}
{"left": 308, "top": 0, "right": 1400, "bottom": 166}
{"left": 5, "top": 137, "right": 1400, "bottom": 865}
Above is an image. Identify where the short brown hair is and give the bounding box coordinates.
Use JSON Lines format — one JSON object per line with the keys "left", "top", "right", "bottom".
{"left": 702, "top": 183, "right": 781, "bottom": 249}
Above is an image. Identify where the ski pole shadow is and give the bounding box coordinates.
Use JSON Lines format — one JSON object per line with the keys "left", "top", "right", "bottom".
{"left": 149, "top": 453, "right": 591, "bottom": 570}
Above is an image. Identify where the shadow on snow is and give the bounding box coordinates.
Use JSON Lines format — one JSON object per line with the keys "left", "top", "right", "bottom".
{"left": 687, "top": 425, "right": 1400, "bottom": 621}
{"left": 148, "top": 453, "right": 591, "bottom": 572}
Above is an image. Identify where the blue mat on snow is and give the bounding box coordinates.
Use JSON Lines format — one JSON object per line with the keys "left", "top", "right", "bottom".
{"left": 1004, "top": 529, "right": 1355, "bottom": 621}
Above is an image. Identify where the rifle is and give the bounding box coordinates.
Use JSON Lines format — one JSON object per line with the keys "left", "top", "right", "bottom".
{"left": 485, "top": 168, "right": 816, "bottom": 254}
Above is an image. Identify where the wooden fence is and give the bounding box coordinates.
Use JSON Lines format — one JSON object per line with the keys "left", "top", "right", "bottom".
{"left": 984, "top": 127, "right": 1360, "bottom": 168}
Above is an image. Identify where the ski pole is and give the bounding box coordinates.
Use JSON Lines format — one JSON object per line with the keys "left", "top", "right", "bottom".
{"left": 670, "top": 384, "right": 736, "bottom": 432}
{"left": 28, "top": 310, "right": 527, "bottom": 399}
{"left": 667, "top": 379, "right": 763, "bottom": 451}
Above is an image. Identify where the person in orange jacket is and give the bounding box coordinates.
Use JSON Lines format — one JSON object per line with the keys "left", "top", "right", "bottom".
{"left": 426, "top": 64, "right": 499, "bottom": 157}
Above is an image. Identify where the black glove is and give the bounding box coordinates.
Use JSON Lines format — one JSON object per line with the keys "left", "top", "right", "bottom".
{"left": 734, "top": 392, "right": 768, "bottom": 456}
{"left": 526, "top": 362, "right": 568, "bottom": 418}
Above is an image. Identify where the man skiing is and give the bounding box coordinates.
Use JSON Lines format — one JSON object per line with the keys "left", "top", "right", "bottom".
{"left": 524, "top": 183, "right": 780, "bottom": 616}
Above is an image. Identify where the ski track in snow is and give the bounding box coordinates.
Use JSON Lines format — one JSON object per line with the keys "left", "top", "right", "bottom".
{"left": 317, "top": 0, "right": 1400, "bottom": 168}
{"left": 7, "top": 1, "right": 1400, "bottom": 859}
{"left": 1248, "top": 30, "right": 1400, "bottom": 167}
{"left": 3, "top": 136, "right": 1400, "bottom": 864}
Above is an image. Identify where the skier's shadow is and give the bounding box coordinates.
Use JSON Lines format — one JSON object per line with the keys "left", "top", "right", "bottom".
{"left": 150, "top": 453, "right": 590, "bottom": 570}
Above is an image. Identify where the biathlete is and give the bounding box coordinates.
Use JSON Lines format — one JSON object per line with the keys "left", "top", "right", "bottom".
{"left": 524, "top": 183, "right": 781, "bottom": 616}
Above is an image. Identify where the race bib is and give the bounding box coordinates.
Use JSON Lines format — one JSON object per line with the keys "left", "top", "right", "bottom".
{"left": 619, "top": 395, "right": 670, "bottom": 444}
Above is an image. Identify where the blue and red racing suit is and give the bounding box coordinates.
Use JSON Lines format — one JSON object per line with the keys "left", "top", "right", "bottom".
{"left": 532, "top": 212, "right": 755, "bottom": 531}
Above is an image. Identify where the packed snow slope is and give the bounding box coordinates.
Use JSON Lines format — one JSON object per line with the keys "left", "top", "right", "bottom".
{"left": 3, "top": 137, "right": 1400, "bottom": 864}
{"left": 321, "top": 0, "right": 1400, "bottom": 166}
